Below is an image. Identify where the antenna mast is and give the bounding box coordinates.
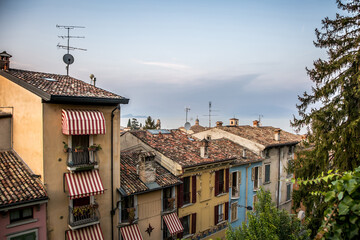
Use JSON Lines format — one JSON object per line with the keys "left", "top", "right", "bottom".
{"left": 185, "top": 107, "right": 191, "bottom": 122}
{"left": 56, "top": 25, "right": 87, "bottom": 76}
{"left": 203, "top": 101, "right": 218, "bottom": 128}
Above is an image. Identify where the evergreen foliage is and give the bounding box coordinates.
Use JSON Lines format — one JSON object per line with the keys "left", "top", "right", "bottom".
{"left": 143, "top": 116, "right": 156, "bottom": 129}
{"left": 226, "top": 189, "right": 310, "bottom": 240}
{"left": 130, "top": 118, "right": 140, "bottom": 130}
{"left": 291, "top": 0, "right": 360, "bottom": 236}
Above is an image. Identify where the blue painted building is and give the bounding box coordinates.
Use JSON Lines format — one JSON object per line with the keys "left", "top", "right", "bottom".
{"left": 228, "top": 152, "right": 263, "bottom": 228}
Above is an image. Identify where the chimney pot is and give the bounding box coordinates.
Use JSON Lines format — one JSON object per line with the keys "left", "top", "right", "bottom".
{"left": 138, "top": 152, "right": 156, "bottom": 183}
{"left": 253, "top": 120, "right": 259, "bottom": 127}
{"left": 0, "top": 51, "right": 12, "bottom": 70}
{"left": 274, "top": 129, "right": 281, "bottom": 141}
{"left": 229, "top": 118, "right": 239, "bottom": 126}
{"left": 200, "top": 139, "right": 209, "bottom": 158}
{"left": 216, "top": 121, "right": 223, "bottom": 127}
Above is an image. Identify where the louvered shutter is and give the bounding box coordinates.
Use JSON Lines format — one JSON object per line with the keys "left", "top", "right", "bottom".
{"left": 214, "top": 205, "right": 219, "bottom": 225}
{"left": 178, "top": 180, "right": 183, "bottom": 208}
{"left": 251, "top": 167, "right": 255, "bottom": 181}
{"left": 259, "top": 166, "right": 262, "bottom": 179}
{"left": 225, "top": 168, "right": 230, "bottom": 193}
{"left": 191, "top": 213, "right": 197, "bottom": 234}
{"left": 238, "top": 171, "right": 242, "bottom": 185}
{"left": 215, "top": 170, "right": 219, "bottom": 196}
{"left": 192, "top": 175, "right": 196, "bottom": 203}
{"left": 225, "top": 202, "right": 229, "bottom": 220}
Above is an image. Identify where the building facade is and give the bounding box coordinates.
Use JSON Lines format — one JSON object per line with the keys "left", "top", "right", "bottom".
{"left": 0, "top": 56, "right": 129, "bottom": 239}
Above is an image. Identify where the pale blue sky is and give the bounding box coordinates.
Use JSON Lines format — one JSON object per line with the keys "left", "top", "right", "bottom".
{"left": 0, "top": 0, "right": 340, "bottom": 131}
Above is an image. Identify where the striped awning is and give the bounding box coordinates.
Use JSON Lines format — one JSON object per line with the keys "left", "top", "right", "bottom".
{"left": 120, "top": 224, "right": 143, "bottom": 240}
{"left": 65, "top": 170, "right": 105, "bottom": 199}
{"left": 66, "top": 224, "right": 104, "bottom": 240}
{"left": 163, "top": 212, "right": 184, "bottom": 236}
{"left": 62, "top": 109, "right": 106, "bottom": 135}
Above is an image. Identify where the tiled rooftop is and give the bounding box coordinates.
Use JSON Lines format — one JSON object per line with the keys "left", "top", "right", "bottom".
{"left": 120, "top": 150, "right": 181, "bottom": 196}
{"left": 129, "top": 130, "right": 238, "bottom": 168}
{"left": 3, "top": 68, "right": 127, "bottom": 100}
{"left": 0, "top": 151, "right": 47, "bottom": 207}
{"left": 218, "top": 125, "right": 301, "bottom": 147}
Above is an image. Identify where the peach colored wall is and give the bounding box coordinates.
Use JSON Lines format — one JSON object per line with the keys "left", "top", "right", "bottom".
{"left": 0, "top": 116, "right": 11, "bottom": 150}
{"left": 43, "top": 104, "right": 121, "bottom": 240}
{"left": 137, "top": 191, "right": 163, "bottom": 240}
{"left": 0, "top": 203, "right": 47, "bottom": 240}
{"left": 0, "top": 75, "right": 44, "bottom": 179}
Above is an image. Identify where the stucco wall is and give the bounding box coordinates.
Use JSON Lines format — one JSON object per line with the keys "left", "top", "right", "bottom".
{"left": 0, "top": 75, "right": 44, "bottom": 179}
{"left": 43, "top": 104, "right": 121, "bottom": 240}
{"left": 0, "top": 203, "right": 47, "bottom": 240}
{"left": 0, "top": 116, "right": 11, "bottom": 150}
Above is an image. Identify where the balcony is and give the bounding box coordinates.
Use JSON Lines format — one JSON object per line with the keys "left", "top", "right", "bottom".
{"left": 69, "top": 204, "right": 100, "bottom": 230}
{"left": 66, "top": 148, "right": 99, "bottom": 171}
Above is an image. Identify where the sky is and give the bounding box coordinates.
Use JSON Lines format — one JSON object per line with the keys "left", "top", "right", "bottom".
{"left": 0, "top": 0, "right": 340, "bottom": 132}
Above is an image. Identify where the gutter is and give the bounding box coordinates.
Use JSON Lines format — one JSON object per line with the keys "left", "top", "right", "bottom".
{"left": 266, "top": 141, "right": 299, "bottom": 149}
{"left": 118, "top": 180, "right": 182, "bottom": 197}
{"left": 47, "top": 95, "right": 129, "bottom": 105}
{"left": 0, "top": 197, "right": 49, "bottom": 211}
{"left": 277, "top": 147, "right": 281, "bottom": 209}
{"left": 182, "top": 157, "right": 235, "bottom": 169}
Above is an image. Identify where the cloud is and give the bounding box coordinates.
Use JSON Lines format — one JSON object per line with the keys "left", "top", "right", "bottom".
{"left": 136, "top": 60, "right": 190, "bottom": 70}
{"left": 122, "top": 114, "right": 147, "bottom": 118}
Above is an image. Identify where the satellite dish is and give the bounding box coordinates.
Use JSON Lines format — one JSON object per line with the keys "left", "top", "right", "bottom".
{"left": 184, "top": 122, "right": 191, "bottom": 130}
{"left": 63, "top": 54, "right": 74, "bottom": 65}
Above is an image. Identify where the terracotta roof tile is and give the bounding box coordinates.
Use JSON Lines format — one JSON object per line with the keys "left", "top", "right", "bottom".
{"left": 218, "top": 125, "right": 301, "bottom": 147}
{"left": 0, "top": 151, "right": 47, "bottom": 207}
{"left": 4, "top": 68, "right": 126, "bottom": 100}
{"left": 130, "top": 130, "right": 236, "bottom": 168}
{"left": 120, "top": 150, "right": 181, "bottom": 196}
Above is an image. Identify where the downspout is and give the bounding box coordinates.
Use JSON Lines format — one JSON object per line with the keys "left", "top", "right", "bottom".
{"left": 277, "top": 147, "right": 281, "bottom": 209}
{"left": 111, "top": 105, "right": 120, "bottom": 240}
{"left": 245, "top": 164, "right": 250, "bottom": 222}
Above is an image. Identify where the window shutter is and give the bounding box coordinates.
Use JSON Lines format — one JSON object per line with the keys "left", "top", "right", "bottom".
{"left": 192, "top": 175, "right": 196, "bottom": 203}
{"left": 251, "top": 167, "right": 255, "bottom": 181}
{"left": 225, "top": 169, "right": 230, "bottom": 193}
{"left": 259, "top": 166, "right": 262, "bottom": 179}
{"left": 229, "top": 172, "right": 233, "bottom": 188}
{"left": 214, "top": 205, "right": 219, "bottom": 225}
{"left": 191, "top": 213, "right": 197, "bottom": 234}
{"left": 178, "top": 180, "right": 183, "bottom": 208}
{"left": 225, "top": 202, "right": 229, "bottom": 220}
{"left": 215, "top": 170, "right": 219, "bottom": 196}
{"left": 238, "top": 171, "right": 242, "bottom": 185}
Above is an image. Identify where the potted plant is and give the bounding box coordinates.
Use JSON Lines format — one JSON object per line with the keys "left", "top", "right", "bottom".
{"left": 75, "top": 146, "right": 84, "bottom": 152}
{"left": 167, "top": 197, "right": 175, "bottom": 209}
{"left": 63, "top": 141, "right": 69, "bottom": 153}
{"left": 127, "top": 207, "right": 135, "bottom": 224}
{"left": 88, "top": 144, "right": 102, "bottom": 152}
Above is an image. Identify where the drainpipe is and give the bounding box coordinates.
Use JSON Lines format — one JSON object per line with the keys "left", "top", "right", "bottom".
{"left": 245, "top": 164, "right": 250, "bottom": 222}
{"left": 277, "top": 148, "right": 281, "bottom": 209}
{"left": 111, "top": 104, "right": 121, "bottom": 240}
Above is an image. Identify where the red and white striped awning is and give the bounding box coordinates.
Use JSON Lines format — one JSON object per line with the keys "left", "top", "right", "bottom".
{"left": 66, "top": 224, "right": 104, "bottom": 240}
{"left": 62, "top": 109, "right": 106, "bottom": 135}
{"left": 163, "top": 212, "right": 184, "bottom": 236}
{"left": 120, "top": 224, "right": 143, "bottom": 240}
{"left": 65, "top": 170, "right": 105, "bottom": 199}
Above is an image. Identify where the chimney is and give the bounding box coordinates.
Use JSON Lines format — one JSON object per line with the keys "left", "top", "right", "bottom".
{"left": 156, "top": 119, "right": 161, "bottom": 129}
{"left": 138, "top": 152, "right": 156, "bottom": 183}
{"left": 274, "top": 129, "right": 281, "bottom": 141}
{"left": 216, "top": 121, "right": 223, "bottom": 127}
{"left": 253, "top": 120, "right": 259, "bottom": 127}
{"left": 242, "top": 148, "right": 246, "bottom": 158}
{"left": 0, "top": 51, "right": 12, "bottom": 70}
{"left": 229, "top": 118, "right": 239, "bottom": 126}
{"left": 200, "top": 139, "right": 209, "bottom": 158}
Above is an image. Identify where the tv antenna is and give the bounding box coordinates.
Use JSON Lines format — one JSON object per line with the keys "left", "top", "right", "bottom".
{"left": 184, "top": 107, "right": 191, "bottom": 131}
{"left": 203, "top": 101, "right": 218, "bottom": 128}
{"left": 56, "top": 25, "right": 87, "bottom": 76}
{"left": 258, "top": 114, "right": 264, "bottom": 125}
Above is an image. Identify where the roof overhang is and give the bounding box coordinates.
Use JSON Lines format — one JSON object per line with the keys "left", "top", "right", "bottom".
{"left": 265, "top": 141, "right": 300, "bottom": 149}
{"left": 0, "top": 197, "right": 49, "bottom": 211}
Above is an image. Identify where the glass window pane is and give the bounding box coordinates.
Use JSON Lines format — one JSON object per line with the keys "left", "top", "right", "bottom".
{"left": 22, "top": 207, "right": 33, "bottom": 218}
{"left": 10, "top": 210, "right": 20, "bottom": 221}
{"left": 265, "top": 165, "right": 271, "bottom": 183}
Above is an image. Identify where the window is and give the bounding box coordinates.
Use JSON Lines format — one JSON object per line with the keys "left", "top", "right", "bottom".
{"left": 215, "top": 169, "right": 229, "bottom": 196}
{"left": 7, "top": 229, "right": 37, "bottom": 240}
{"left": 163, "top": 187, "right": 174, "bottom": 211}
{"left": 181, "top": 215, "right": 190, "bottom": 236}
{"left": 183, "top": 177, "right": 191, "bottom": 205}
{"left": 214, "top": 202, "right": 228, "bottom": 225}
{"left": 231, "top": 171, "right": 241, "bottom": 198}
{"left": 263, "top": 149, "right": 270, "bottom": 158}
{"left": 218, "top": 204, "right": 224, "bottom": 222}
{"left": 231, "top": 202, "right": 238, "bottom": 222}
{"left": 286, "top": 184, "right": 292, "bottom": 201}
{"left": 288, "top": 146, "right": 294, "bottom": 155}
{"left": 252, "top": 166, "right": 262, "bottom": 190}
{"left": 121, "top": 195, "right": 135, "bottom": 222}
{"left": 163, "top": 219, "right": 172, "bottom": 240}
{"left": 10, "top": 207, "right": 33, "bottom": 223}
{"left": 264, "top": 164, "right": 271, "bottom": 183}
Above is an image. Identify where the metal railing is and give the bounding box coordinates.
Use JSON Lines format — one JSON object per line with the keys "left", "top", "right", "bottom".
{"left": 67, "top": 148, "right": 98, "bottom": 167}
{"left": 69, "top": 204, "right": 99, "bottom": 227}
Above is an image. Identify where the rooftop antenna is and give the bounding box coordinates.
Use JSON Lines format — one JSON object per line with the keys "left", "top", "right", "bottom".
{"left": 203, "top": 101, "right": 218, "bottom": 128}
{"left": 258, "top": 114, "right": 264, "bottom": 125}
{"left": 56, "top": 25, "right": 87, "bottom": 76}
{"left": 184, "top": 107, "right": 191, "bottom": 131}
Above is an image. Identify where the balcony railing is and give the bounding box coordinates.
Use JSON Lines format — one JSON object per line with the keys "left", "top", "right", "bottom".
{"left": 66, "top": 148, "right": 98, "bottom": 170}
{"left": 69, "top": 204, "right": 99, "bottom": 229}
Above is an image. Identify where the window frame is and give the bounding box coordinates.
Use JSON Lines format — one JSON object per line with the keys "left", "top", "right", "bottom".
{"left": 7, "top": 228, "right": 38, "bottom": 240}
{"left": 183, "top": 177, "right": 191, "bottom": 205}
{"left": 253, "top": 166, "right": 261, "bottom": 190}
{"left": 181, "top": 215, "right": 191, "bottom": 237}
{"left": 231, "top": 202, "right": 238, "bottom": 222}
{"left": 120, "top": 195, "right": 136, "bottom": 223}
{"left": 264, "top": 164, "right": 271, "bottom": 183}
{"left": 218, "top": 203, "right": 224, "bottom": 223}
{"left": 231, "top": 171, "right": 241, "bottom": 198}
{"left": 9, "top": 207, "right": 33, "bottom": 224}
{"left": 218, "top": 169, "right": 225, "bottom": 195}
{"left": 286, "top": 183, "right": 292, "bottom": 201}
